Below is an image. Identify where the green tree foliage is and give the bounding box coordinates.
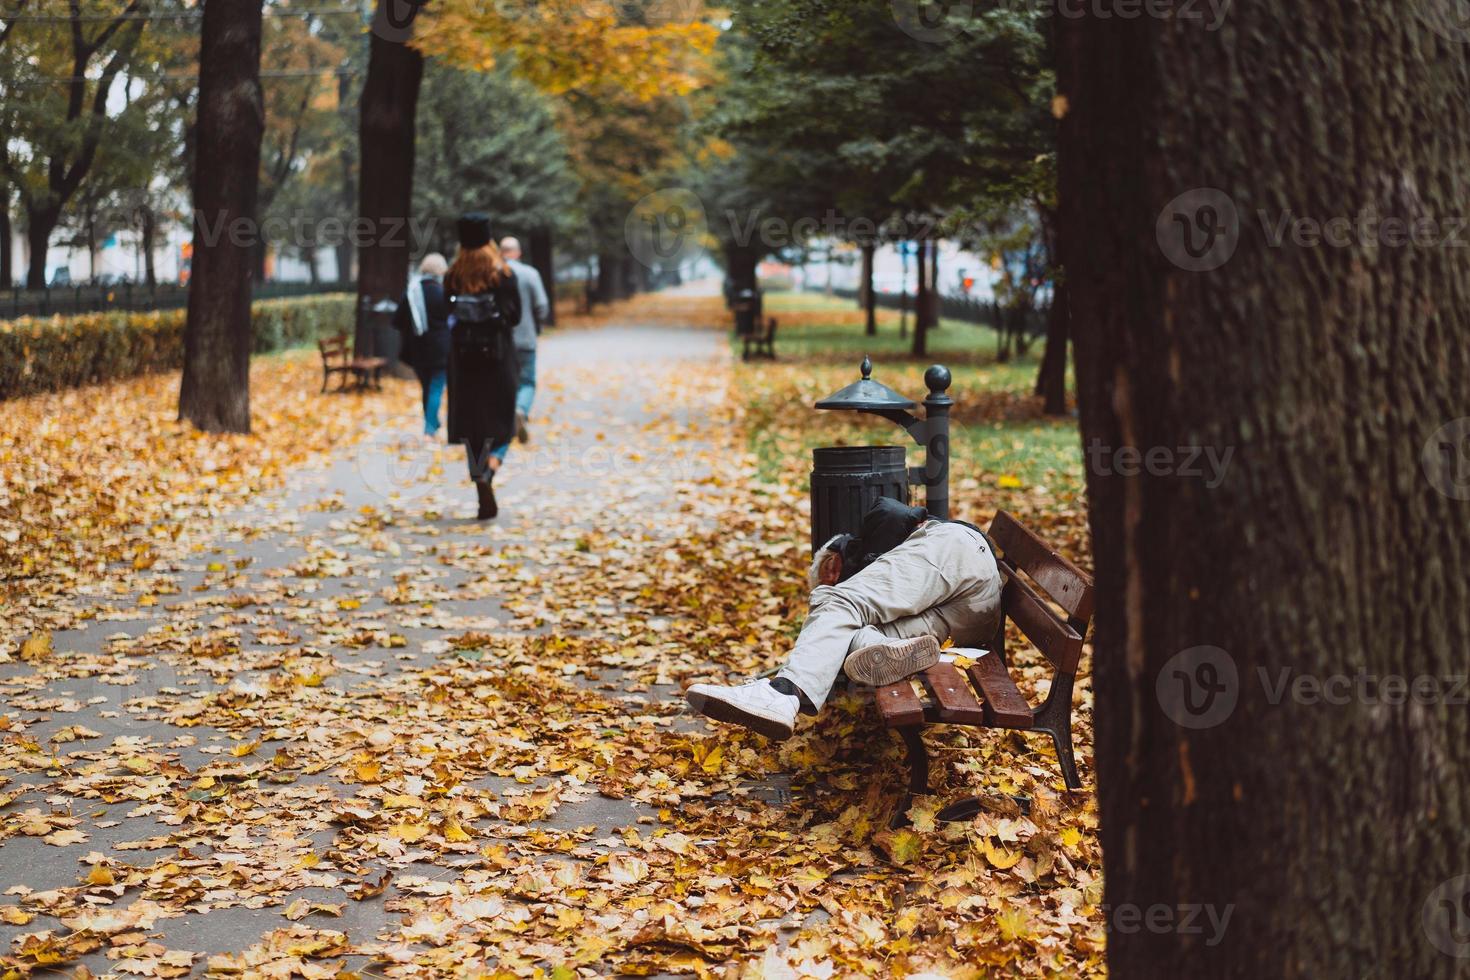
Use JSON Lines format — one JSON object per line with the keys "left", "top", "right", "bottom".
{"left": 412, "top": 61, "right": 579, "bottom": 259}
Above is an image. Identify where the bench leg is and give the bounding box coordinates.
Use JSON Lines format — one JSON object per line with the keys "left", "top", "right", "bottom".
{"left": 891, "top": 725, "right": 930, "bottom": 828}
{"left": 1030, "top": 672, "right": 1082, "bottom": 790}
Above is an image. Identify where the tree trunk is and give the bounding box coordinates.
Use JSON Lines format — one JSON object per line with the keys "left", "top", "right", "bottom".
{"left": 0, "top": 197, "right": 10, "bottom": 286}
{"left": 724, "top": 241, "right": 758, "bottom": 296}
{"left": 911, "top": 239, "right": 929, "bottom": 358}
{"left": 335, "top": 72, "right": 355, "bottom": 287}
{"left": 356, "top": 8, "right": 424, "bottom": 334}
{"left": 1058, "top": 5, "right": 1470, "bottom": 978}
{"left": 1035, "top": 277, "right": 1069, "bottom": 414}
{"left": 530, "top": 226, "right": 556, "bottom": 326}
{"left": 140, "top": 206, "right": 157, "bottom": 289}
{"left": 928, "top": 240, "right": 940, "bottom": 329}
{"left": 595, "top": 251, "right": 619, "bottom": 303}
{"left": 25, "top": 207, "right": 58, "bottom": 290}
{"left": 178, "top": 0, "right": 264, "bottom": 434}
{"left": 861, "top": 243, "right": 876, "bottom": 335}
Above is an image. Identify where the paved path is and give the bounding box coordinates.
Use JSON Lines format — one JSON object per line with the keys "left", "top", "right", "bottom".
{"left": 0, "top": 318, "right": 758, "bottom": 976}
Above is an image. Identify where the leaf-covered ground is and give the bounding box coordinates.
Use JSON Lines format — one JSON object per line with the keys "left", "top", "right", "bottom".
{"left": 0, "top": 289, "right": 1103, "bottom": 978}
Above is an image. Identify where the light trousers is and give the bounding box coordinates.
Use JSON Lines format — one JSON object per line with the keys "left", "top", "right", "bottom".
{"left": 777, "top": 521, "right": 1002, "bottom": 712}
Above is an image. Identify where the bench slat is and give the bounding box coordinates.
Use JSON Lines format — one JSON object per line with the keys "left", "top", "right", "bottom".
{"left": 989, "top": 511, "right": 1094, "bottom": 624}
{"left": 875, "top": 678, "right": 926, "bottom": 728}
{"left": 921, "top": 662, "right": 987, "bottom": 725}
{"left": 1002, "top": 572, "right": 1085, "bottom": 674}
{"left": 968, "top": 654, "right": 1034, "bottom": 728}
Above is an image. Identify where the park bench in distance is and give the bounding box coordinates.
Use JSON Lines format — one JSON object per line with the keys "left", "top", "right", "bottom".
{"left": 871, "top": 510, "right": 1095, "bottom": 821}
{"left": 741, "top": 317, "right": 778, "bottom": 361}
{"left": 318, "top": 332, "right": 387, "bottom": 393}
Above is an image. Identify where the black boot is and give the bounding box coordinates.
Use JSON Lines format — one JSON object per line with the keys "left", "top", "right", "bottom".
{"left": 475, "top": 478, "right": 497, "bottom": 520}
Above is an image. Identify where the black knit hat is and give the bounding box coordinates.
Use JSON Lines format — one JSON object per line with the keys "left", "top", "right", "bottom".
{"left": 839, "top": 497, "right": 928, "bottom": 581}
{"left": 457, "top": 212, "right": 492, "bottom": 250}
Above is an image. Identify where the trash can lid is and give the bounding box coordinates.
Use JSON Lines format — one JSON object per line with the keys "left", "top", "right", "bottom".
{"left": 815, "top": 356, "right": 917, "bottom": 411}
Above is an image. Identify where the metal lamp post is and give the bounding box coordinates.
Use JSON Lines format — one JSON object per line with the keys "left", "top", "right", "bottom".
{"left": 809, "top": 355, "right": 954, "bottom": 548}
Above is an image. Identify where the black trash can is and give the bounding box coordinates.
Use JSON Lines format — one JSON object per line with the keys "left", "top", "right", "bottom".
{"left": 732, "top": 287, "right": 760, "bottom": 336}
{"left": 810, "top": 445, "right": 910, "bottom": 553}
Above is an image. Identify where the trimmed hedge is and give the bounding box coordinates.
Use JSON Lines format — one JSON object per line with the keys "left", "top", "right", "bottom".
{"left": 0, "top": 294, "right": 355, "bottom": 400}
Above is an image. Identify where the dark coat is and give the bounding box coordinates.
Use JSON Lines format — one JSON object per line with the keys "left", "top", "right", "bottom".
{"left": 392, "top": 278, "right": 452, "bottom": 374}
{"left": 447, "top": 272, "right": 523, "bottom": 456}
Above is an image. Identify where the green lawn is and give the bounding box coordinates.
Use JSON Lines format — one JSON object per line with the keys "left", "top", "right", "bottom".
{"left": 735, "top": 291, "right": 1086, "bottom": 522}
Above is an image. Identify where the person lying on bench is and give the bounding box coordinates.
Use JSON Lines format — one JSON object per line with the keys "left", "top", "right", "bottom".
{"left": 686, "top": 498, "right": 1003, "bottom": 740}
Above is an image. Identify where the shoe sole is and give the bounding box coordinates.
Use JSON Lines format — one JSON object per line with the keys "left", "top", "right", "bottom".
{"left": 844, "top": 636, "right": 941, "bottom": 687}
{"left": 687, "top": 689, "right": 793, "bottom": 741}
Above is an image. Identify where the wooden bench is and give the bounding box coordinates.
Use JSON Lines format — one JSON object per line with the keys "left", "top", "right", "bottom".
{"left": 870, "top": 511, "right": 1094, "bottom": 819}
{"left": 318, "top": 332, "right": 387, "bottom": 392}
{"left": 741, "top": 317, "right": 778, "bottom": 361}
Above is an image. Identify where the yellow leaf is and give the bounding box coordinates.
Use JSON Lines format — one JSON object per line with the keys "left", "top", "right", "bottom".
{"left": 19, "top": 632, "right": 52, "bottom": 662}
{"left": 982, "top": 839, "right": 1023, "bottom": 869}
{"left": 442, "top": 818, "right": 473, "bottom": 843}
{"left": 1060, "top": 827, "right": 1082, "bottom": 848}
{"left": 390, "top": 821, "right": 430, "bottom": 843}
{"left": 873, "top": 829, "right": 924, "bottom": 865}
{"left": 0, "top": 907, "right": 33, "bottom": 925}
{"left": 998, "top": 474, "right": 1023, "bottom": 489}
{"left": 86, "top": 865, "right": 115, "bottom": 886}
{"left": 231, "top": 739, "right": 260, "bottom": 758}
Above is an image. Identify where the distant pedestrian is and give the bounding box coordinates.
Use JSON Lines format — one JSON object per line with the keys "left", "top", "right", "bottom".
{"left": 392, "top": 253, "right": 450, "bottom": 438}
{"left": 445, "top": 214, "right": 522, "bottom": 520}
{"left": 497, "top": 236, "right": 550, "bottom": 447}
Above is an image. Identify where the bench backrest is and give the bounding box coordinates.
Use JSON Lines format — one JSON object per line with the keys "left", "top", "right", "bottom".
{"left": 319, "top": 332, "right": 349, "bottom": 361}
{"left": 987, "top": 511, "right": 1094, "bottom": 674}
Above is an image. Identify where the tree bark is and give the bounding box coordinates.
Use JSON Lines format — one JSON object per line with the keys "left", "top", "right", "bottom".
{"left": 356, "top": 7, "right": 425, "bottom": 334}
{"left": 1057, "top": 5, "right": 1470, "bottom": 977}
{"left": 911, "top": 238, "right": 929, "bottom": 358}
{"left": 860, "top": 243, "right": 876, "bottom": 335}
{"left": 139, "top": 205, "right": 157, "bottom": 289}
{"left": 595, "top": 251, "right": 619, "bottom": 303}
{"left": 178, "top": 0, "right": 264, "bottom": 434}
{"left": 1035, "top": 277, "right": 1068, "bottom": 414}
{"left": 530, "top": 225, "right": 556, "bottom": 326}
{"left": 0, "top": 195, "right": 10, "bottom": 286}
{"left": 24, "top": 206, "right": 59, "bottom": 290}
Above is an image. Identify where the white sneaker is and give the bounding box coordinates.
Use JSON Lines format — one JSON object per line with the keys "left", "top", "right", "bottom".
{"left": 686, "top": 679, "right": 799, "bottom": 741}
{"left": 843, "top": 635, "right": 941, "bottom": 687}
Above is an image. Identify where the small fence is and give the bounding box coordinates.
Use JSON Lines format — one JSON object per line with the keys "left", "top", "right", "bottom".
{"left": 825, "top": 285, "right": 1049, "bottom": 337}
{"left": 0, "top": 281, "right": 355, "bottom": 321}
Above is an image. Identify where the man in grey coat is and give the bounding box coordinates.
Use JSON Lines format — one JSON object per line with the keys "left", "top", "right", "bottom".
{"left": 494, "top": 236, "right": 551, "bottom": 457}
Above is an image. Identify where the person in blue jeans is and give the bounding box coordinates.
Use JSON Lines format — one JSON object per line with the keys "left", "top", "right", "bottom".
{"left": 392, "top": 254, "right": 451, "bottom": 437}
{"left": 495, "top": 237, "right": 551, "bottom": 461}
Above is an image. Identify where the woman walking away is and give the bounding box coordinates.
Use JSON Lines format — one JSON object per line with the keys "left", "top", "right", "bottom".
{"left": 392, "top": 253, "right": 451, "bottom": 438}
{"left": 445, "top": 214, "right": 522, "bottom": 520}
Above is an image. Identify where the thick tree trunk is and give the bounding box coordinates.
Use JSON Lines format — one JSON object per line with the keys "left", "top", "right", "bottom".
{"left": 356, "top": 10, "right": 424, "bottom": 335}
{"left": 178, "top": 0, "right": 264, "bottom": 434}
{"left": 724, "top": 242, "right": 759, "bottom": 296}
{"left": 595, "top": 251, "right": 619, "bottom": 303}
{"left": 1035, "top": 277, "right": 1069, "bottom": 414}
{"left": 25, "top": 207, "right": 58, "bottom": 290}
{"left": 1058, "top": 5, "right": 1470, "bottom": 978}
{"left": 911, "top": 238, "right": 929, "bottom": 358}
{"left": 860, "top": 243, "right": 876, "bottom": 335}
{"left": 530, "top": 225, "right": 556, "bottom": 326}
